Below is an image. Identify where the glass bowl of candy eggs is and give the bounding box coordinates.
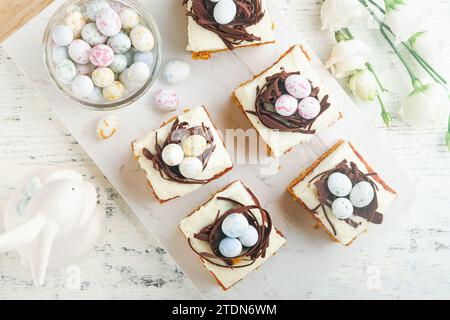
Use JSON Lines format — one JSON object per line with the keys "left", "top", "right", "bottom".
{"left": 42, "top": 0, "right": 162, "bottom": 111}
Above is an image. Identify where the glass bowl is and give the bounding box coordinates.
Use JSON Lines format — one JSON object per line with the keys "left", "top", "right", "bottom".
{"left": 42, "top": 0, "right": 162, "bottom": 111}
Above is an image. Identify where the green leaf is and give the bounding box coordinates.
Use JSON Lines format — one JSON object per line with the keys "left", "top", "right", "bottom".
{"left": 384, "top": 0, "right": 406, "bottom": 12}
{"left": 408, "top": 31, "right": 427, "bottom": 47}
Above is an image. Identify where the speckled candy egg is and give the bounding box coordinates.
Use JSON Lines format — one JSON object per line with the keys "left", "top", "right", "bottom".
{"left": 81, "top": 23, "right": 107, "bottom": 46}
{"left": 96, "top": 7, "right": 122, "bottom": 37}
{"left": 90, "top": 44, "right": 114, "bottom": 67}
{"left": 76, "top": 63, "right": 95, "bottom": 76}
{"left": 179, "top": 157, "right": 203, "bottom": 179}
{"left": 52, "top": 25, "right": 73, "bottom": 46}
{"left": 331, "top": 198, "right": 354, "bottom": 220}
{"left": 55, "top": 59, "right": 76, "bottom": 83}
{"left": 154, "top": 89, "right": 179, "bottom": 112}
{"left": 219, "top": 237, "right": 242, "bottom": 258}
{"left": 275, "top": 94, "right": 298, "bottom": 117}
{"left": 285, "top": 74, "right": 311, "bottom": 99}
{"left": 182, "top": 135, "right": 207, "bottom": 157}
{"left": 222, "top": 213, "right": 249, "bottom": 238}
{"left": 91, "top": 67, "right": 114, "bottom": 88}
{"left": 119, "top": 8, "right": 140, "bottom": 30}
{"left": 71, "top": 75, "right": 94, "bottom": 98}
{"left": 109, "top": 54, "right": 128, "bottom": 73}
{"left": 86, "top": 0, "right": 110, "bottom": 21}
{"left": 126, "top": 62, "right": 150, "bottom": 83}
{"left": 161, "top": 144, "right": 184, "bottom": 166}
{"left": 327, "top": 172, "right": 352, "bottom": 197}
{"left": 239, "top": 225, "right": 258, "bottom": 247}
{"left": 298, "top": 97, "right": 321, "bottom": 120}
{"left": 350, "top": 181, "right": 375, "bottom": 208}
{"left": 107, "top": 33, "right": 131, "bottom": 54}
{"left": 123, "top": 47, "right": 137, "bottom": 67}
{"left": 96, "top": 114, "right": 118, "bottom": 140}
{"left": 52, "top": 46, "right": 69, "bottom": 63}
{"left": 213, "top": 0, "right": 237, "bottom": 25}
{"left": 130, "top": 25, "right": 154, "bottom": 52}
{"left": 102, "top": 81, "right": 125, "bottom": 101}
{"left": 163, "top": 59, "right": 191, "bottom": 85}
{"left": 68, "top": 39, "right": 91, "bottom": 64}
{"left": 134, "top": 51, "right": 153, "bottom": 65}
{"left": 90, "top": 86, "right": 104, "bottom": 101}
{"left": 63, "top": 11, "right": 86, "bottom": 38}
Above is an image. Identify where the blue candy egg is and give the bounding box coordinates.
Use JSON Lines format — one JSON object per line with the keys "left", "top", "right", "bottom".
{"left": 221, "top": 213, "right": 249, "bottom": 238}
{"left": 219, "top": 237, "right": 242, "bottom": 258}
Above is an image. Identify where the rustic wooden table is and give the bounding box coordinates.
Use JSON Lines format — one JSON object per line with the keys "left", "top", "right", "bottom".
{"left": 0, "top": 0, "right": 449, "bottom": 299}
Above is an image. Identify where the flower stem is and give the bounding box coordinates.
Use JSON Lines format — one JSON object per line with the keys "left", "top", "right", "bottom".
{"left": 366, "top": 62, "right": 389, "bottom": 92}
{"left": 377, "top": 92, "right": 392, "bottom": 127}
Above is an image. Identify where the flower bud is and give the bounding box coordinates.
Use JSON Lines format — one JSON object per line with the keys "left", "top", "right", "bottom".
{"left": 348, "top": 69, "right": 378, "bottom": 102}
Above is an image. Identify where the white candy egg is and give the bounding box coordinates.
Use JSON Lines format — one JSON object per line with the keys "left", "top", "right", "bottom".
{"left": 327, "top": 172, "right": 352, "bottom": 197}
{"left": 161, "top": 144, "right": 184, "bottom": 166}
{"left": 107, "top": 33, "right": 132, "bottom": 54}
{"left": 90, "top": 86, "right": 104, "bottom": 101}
{"left": 179, "top": 157, "right": 203, "bottom": 179}
{"left": 130, "top": 25, "right": 154, "bottom": 52}
{"left": 126, "top": 62, "right": 150, "bottom": 83}
{"left": 213, "top": 0, "right": 237, "bottom": 25}
{"left": 134, "top": 52, "right": 154, "bottom": 65}
{"left": 331, "top": 198, "right": 354, "bottom": 220}
{"left": 103, "top": 81, "right": 125, "bottom": 101}
{"left": 221, "top": 213, "right": 249, "bottom": 238}
{"left": 96, "top": 7, "right": 122, "bottom": 37}
{"left": 52, "top": 46, "right": 69, "bottom": 63}
{"left": 68, "top": 39, "right": 91, "bottom": 64}
{"left": 298, "top": 96, "right": 321, "bottom": 120}
{"left": 64, "top": 10, "right": 86, "bottom": 38}
{"left": 52, "top": 25, "right": 73, "bottom": 46}
{"left": 76, "top": 63, "right": 95, "bottom": 76}
{"left": 81, "top": 23, "right": 107, "bottom": 46}
{"left": 350, "top": 181, "right": 375, "bottom": 208}
{"left": 72, "top": 75, "right": 94, "bottom": 98}
{"left": 275, "top": 94, "right": 298, "bottom": 116}
{"left": 96, "top": 114, "right": 119, "bottom": 139}
{"left": 154, "top": 89, "right": 179, "bottom": 112}
{"left": 55, "top": 59, "right": 76, "bottom": 83}
{"left": 239, "top": 225, "right": 259, "bottom": 247}
{"left": 91, "top": 67, "right": 115, "bottom": 88}
{"left": 109, "top": 54, "right": 128, "bottom": 73}
{"left": 182, "top": 135, "right": 207, "bottom": 157}
{"left": 163, "top": 59, "right": 191, "bottom": 84}
{"left": 86, "top": 0, "right": 110, "bottom": 21}
{"left": 119, "top": 8, "right": 140, "bottom": 29}
{"left": 219, "top": 237, "right": 242, "bottom": 258}
{"left": 284, "top": 74, "right": 312, "bottom": 99}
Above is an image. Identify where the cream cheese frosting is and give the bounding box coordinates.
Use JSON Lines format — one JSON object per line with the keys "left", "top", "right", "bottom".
{"left": 234, "top": 45, "right": 342, "bottom": 157}
{"left": 180, "top": 180, "right": 286, "bottom": 289}
{"left": 132, "top": 106, "right": 233, "bottom": 201}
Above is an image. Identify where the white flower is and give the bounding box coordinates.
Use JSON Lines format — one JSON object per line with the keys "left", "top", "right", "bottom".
{"left": 410, "top": 30, "right": 445, "bottom": 68}
{"left": 384, "top": 0, "right": 431, "bottom": 43}
{"left": 399, "top": 83, "right": 450, "bottom": 128}
{"left": 348, "top": 69, "right": 378, "bottom": 101}
{"left": 325, "top": 39, "right": 370, "bottom": 79}
{"left": 320, "top": 0, "right": 366, "bottom": 32}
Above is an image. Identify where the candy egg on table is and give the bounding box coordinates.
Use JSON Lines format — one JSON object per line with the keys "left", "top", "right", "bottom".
{"left": 154, "top": 89, "right": 179, "bottom": 112}
{"left": 275, "top": 94, "right": 298, "bottom": 116}
{"left": 298, "top": 96, "right": 321, "bottom": 120}
{"left": 86, "top": 0, "right": 111, "bottom": 21}
{"left": 96, "top": 7, "right": 122, "bottom": 37}
{"left": 213, "top": 0, "right": 237, "bottom": 25}
{"left": 119, "top": 8, "right": 140, "bottom": 30}
{"left": 179, "top": 157, "right": 203, "bottom": 179}
{"left": 109, "top": 54, "right": 128, "bottom": 73}
{"left": 134, "top": 52, "right": 153, "bottom": 65}
{"left": 284, "top": 74, "right": 312, "bottom": 99}
{"left": 52, "top": 46, "right": 69, "bottom": 63}
{"left": 55, "top": 59, "right": 76, "bottom": 83}
{"left": 327, "top": 172, "right": 352, "bottom": 197}
{"left": 68, "top": 39, "right": 91, "bottom": 64}
{"left": 81, "top": 23, "right": 107, "bottom": 46}
{"left": 350, "top": 181, "right": 375, "bottom": 208}
{"left": 76, "top": 63, "right": 95, "bottom": 76}
{"left": 96, "top": 114, "right": 119, "bottom": 140}
{"left": 239, "top": 225, "right": 259, "bottom": 247}
{"left": 161, "top": 144, "right": 184, "bottom": 166}
{"left": 222, "top": 213, "right": 249, "bottom": 238}
{"left": 103, "top": 81, "right": 125, "bottom": 101}
{"left": 72, "top": 75, "right": 94, "bottom": 98}
{"left": 331, "top": 198, "right": 354, "bottom": 220}
{"left": 182, "top": 135, "right": 207, "bottom": 157}
{"left": 91, "top": 67, "right": 115, "bottom": 88}
{"left": 219, "top": 237, "right": 242, "bottom": 258}
{"left": 107, "top": 33, "right": 132, "bottom": 54}
{"left": 130, "top": 25, "right": 154, "bottom": 52}
{"left": 52, "top": 25, "right": 73, "bottom": 46}
{"left": 90, "top": 44, "right": 114, "bottom": 67}
{"left": 163, "top": 59, "right": 191, "bottom": 84}
{"left": 126, "top": 61, "right": 150, "bottom": 83}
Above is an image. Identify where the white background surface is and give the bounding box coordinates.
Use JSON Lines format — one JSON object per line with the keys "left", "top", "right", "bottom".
{"left": 0, "top": 0, "right": 449, "bottom": 299}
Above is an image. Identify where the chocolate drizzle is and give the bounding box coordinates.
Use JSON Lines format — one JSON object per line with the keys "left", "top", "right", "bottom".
{"left": 247, "top": 68, "right": 331, "bottom": 133}
{"left": 309, "top": 160, "right": 383, "bottom": 236}
{"left": 188, "top": 188, "right": 272, "bottom": 268}
{"left": 182, "top": 0, "right": 265, "bottom": 50}
{"left": 142, "top": 118, "right": 216, "bottom": 185}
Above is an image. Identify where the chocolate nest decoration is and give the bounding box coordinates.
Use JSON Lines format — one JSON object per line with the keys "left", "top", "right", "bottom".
{"left": 247, "top": 68, "right": 331, "bottom": 133}
{"left": 182, "top": 0, "right": 265, "bottom": 50}
{"left": 188, "top": 190, "right": 272, "bottom": 268}
{"left": 142, "top": 118, "right": 216, "bottom": 185}
{"left": 309, "top": 160, "right": 382, "bottom": 236}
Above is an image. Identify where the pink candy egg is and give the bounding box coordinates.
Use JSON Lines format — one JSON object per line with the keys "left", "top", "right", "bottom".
{"left": 96, "top": 7, "right": 122, "bottom": 37}
{"left": 68, "top": 39, "right": 91, "bottom": 65}
{"left": 90, "top": 44, "right": 114, "bottom": 67}
{"left": 154, "top": 89, "right": 179, "bottom": 112}
{"left": 284, "top": 74, "right": 312, "bottom": 99}
{"left": 298, "top": 97, "right": 321, "bottom": 120}
{"left": 274, "top": 94, "right": 298, "bottom": 117}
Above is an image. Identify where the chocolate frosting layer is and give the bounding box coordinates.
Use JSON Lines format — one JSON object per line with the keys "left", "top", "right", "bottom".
{"left": 143, "top": 118, "right": 216, "bottom": 185}
{"left": 182, "top": 0, "right": 265, "bottom": 50}
{"left": 247, "top": 68, "right": 331, "bottom": 133}
{"left": 309, "top": 160, "right": 382, "bottom": 236}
